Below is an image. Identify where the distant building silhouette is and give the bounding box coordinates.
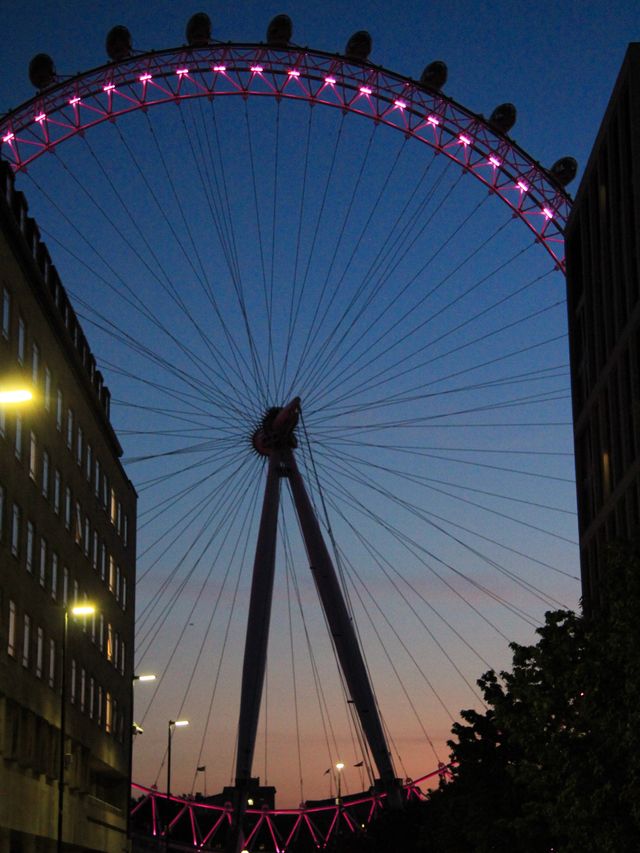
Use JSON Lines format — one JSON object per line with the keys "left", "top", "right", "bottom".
{"left": 0, "top": 160, "right": 136, "bottom": 851}
{"left": 565, "top": 43, "right": 640, "bottom": 611}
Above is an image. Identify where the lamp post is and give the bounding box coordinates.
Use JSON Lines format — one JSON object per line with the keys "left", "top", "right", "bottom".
{"left": 335, "top": 762, "right": 344, "bottom": 803}
{"left": 166, "top": 720, "right": 189, "bottom": 851}
{"left": 128, "top": 674, "right": 156, "bottom": 845}
{"left": 58, "top": 604, "right": 95, "bottom": 853}
{"left": 0, "top": 388, "right": 33, "bottom": 404}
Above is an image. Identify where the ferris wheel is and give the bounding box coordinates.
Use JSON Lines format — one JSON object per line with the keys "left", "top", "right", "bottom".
{"left": 1, "top": 11, "right": 581, "bottom": 851}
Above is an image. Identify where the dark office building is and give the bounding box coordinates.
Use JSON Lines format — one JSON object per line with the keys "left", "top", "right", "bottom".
{"left": 0, "top": 160, "right": 136, "bottom": 851}
{"left": 565, "top": 43, "right": 640, "bottom": 612}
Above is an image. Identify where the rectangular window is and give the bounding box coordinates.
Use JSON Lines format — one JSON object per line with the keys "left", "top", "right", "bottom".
{"left": 72, "top": 579, "right": 78, "bottom": 605}
{"left": 44, "top": 366, "right": 51, "bottom": 411}
{"left": 121, "top": 576, "right": 127, "bottom": 612}
{"left": 36, "top": 627, "right": 43, "bottom": 678}
{"left": 8, "top": 600, "right": 17, "bottom": 656}
{"left": 105, "top": 691, "right": 112, "bottom": 733}
{"left": 29, "top": 431, "right": 37, "bottom": 480}
{"left": 26, "top": 521, "right": 34, "bottom": 573}
{"left": 42, "top": 450, "right": 50, "bottom": 498}
{"left": 14, "top": 414, "right": 22, "bottom": 460}
{"left": 48, "top": 639, "right": 56, "bottom": 688}
{"left": 22, "top": 613, "right": 31, "bottom": 668}
{"left": 62, "top": 567, "right": 69, "bottom": 605}
{"left": 102, "top": 474, "right": 109, "bottom": 510}
{"left": 11, "top": 503, "right": 20, "bottom": 557}
{"left": 115, "top": 564, "right": 121, "bottom": 602}
{"left": 51, "top": 552, "right": 58, "bottom": 599}
{"left": 2, "top": 287, "right": 10, "bottom": 339}
{"left": 94, "top": 458, "right": 101, "bottom": 499}
{"left": 17, "top": 315, "right": 25, "bottom": 364}
{"left": 86, "top": 444, "right": 92, "bottom": 484}
{"left": 70, "top": 659, "right": 76, "bottom": 704}
{"left": 92, "top": 532, "right": 98, "bottom": 570}
{"left": 107, "top": 623, "right": 113, "bottom": 662}
{"left": 123, "top": 514, "right": 129, "bottom": 548}
{"left": 74, "top": 501, "right": 82, "bottom": 545}
{"left": 89, "top": 677, "right": 95, "bottom": 719}
{"left": 39, "top": 537, "right": 47, "bottom": 586}
{"left": 83, "top": 516, "right": 90, "bottom": 556}
{"left": 53, "top": 470, "right": 61, "bottom": 514}
{"left": 76, "top": 426, "right": 83, "bottom": 466}
{"left": 108, "top": 556, "right": 116, "bottom": 593}
{"left": 120, "top": 640, "right": 126, "bottom": 676}
{"left": 64, "top": 487, "right": 71, "bottom": 530}
{"left": 98, "top": 614, "right": 104, "bottom": 651}
{"left": 66, "top": 408, "right": 73, "bottom": 450}
{"left": 97, "top": 685, "right": 103, "bottom": 727}
{"left": 56, "top": 389, "right": 63, "bottom": 431}
{"left": 80, "top": 668, "right": 86, "bottom": 712}
{"left": 110, "top": 488, "right": 117, "bottom": 525}
{"left": 100, "top": 544, "right": 107, "bottom": 581}
{"left": 116, "top": 501, "right": 122, "bottom": 536}
{"left": 31, "top": 342, "right": 40, "bottom": 385}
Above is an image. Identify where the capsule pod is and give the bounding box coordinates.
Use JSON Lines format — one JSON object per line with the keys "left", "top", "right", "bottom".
{"left": 28, "top": 54, "right": 56, "bottom": 90}
{"left": 267, "top": 14, "right": 292, "bottom": 45}
{"left": 345, "top": 31, "right": 372, "bottom": 61}
{"left": 186, "top": 12, "right": 212, "bottom": 46}
{"left": 489, "top": 103, "right": 517, "bottom": 134}
{"left": 549, "top": 156, "right": 578, "bottom": 187}
{"left": 420, "top": 60, "right": 447, "bottom": 91}
{"left": 106, "top": 26, "right": 133, "bottom": 61}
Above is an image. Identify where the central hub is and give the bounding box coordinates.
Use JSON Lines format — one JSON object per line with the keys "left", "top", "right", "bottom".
{"left": 251, "top": 396, "right": 301, "bottom": 457}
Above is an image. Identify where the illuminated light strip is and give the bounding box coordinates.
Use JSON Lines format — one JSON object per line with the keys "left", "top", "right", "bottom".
{"left": 458, "top": 133, "right": 472, "bottom": 146}
{"left": 212, "top": 65, "right": 226, "bottom": 72}
{"left": 359, "top": 86, "right": 372, "bottom": 95}
{"left": 394, "top": 99, "right": 407, "bottom": 110}
{"left": 69, "top": 96, "right": 81, "bottom": 106}
{"left": 517, "top": 179, "right": 529, "bottom": 192}
{"left": 34, "top": 113, "right": 46, "bottom": 124}
{"left": 139, "top": 73, "right": 152, "bottom": 83}
{"left": 176, "top": 68, "right": 189, "bottom": 77}
{"left": 489, "top": 155, "right": 502, "bottom": 168}
{"left": 103, "top": 83, "right": 116, "bottom": 92}
{"left": 2, "top": 132, "right": 14, "bottom": 143}
{"left": 542, "top": 207, "right": 554, "bottom": 220}
{"left": 287, "top": 69, "right": 300, "bottom": 77}
{"left": 250, "top": 65, "right": 263, "bottom": 73}
{"left": 427, "top": 114, "right": 440, "bottom": 126}
{"left": 325, "top": 76, "right": 336, "bottom": 85}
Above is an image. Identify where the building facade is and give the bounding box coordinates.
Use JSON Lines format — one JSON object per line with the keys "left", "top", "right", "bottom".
{"left": 565, "top": 43, "right": 640, "bottom": 612}
{"left": 0, "top": 160, "right": 137, "bottom": 851}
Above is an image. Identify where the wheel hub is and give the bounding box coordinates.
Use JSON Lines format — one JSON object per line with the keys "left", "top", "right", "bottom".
{"left": 251, "top": 396, "right": 301, "bottom": 457}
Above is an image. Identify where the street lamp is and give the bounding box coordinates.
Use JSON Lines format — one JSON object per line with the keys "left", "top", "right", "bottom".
{"left": 58, "top": 604, "right": 95, "bottom": 853}
{"left": 335, "top": 761, "right": 345, "bottom": 803}
{"left": 166, "top": 720, "right": 189, "bottom": 850}
{"left": 0, "top": 387, "right": 33, "bottom": 404}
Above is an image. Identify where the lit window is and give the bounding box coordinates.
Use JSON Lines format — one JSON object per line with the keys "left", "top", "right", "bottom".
{"left": 29, "top": 431, "right": 37, "bottom": 480}
{"left": 42, "top": 450, "right": 50, "bottom": 498}
{"left": 108, "top": 556, "right": 116, "bottom": 593}
{"left": 105, "top": 691, "right": 112, "bottom": 733}
{"left": 17, "top": 316, "right": 25, "bottom": 364}
{"left": 11, "top": 503, "right": 20, "bottom": 557}
{"left": 110, "top": 488, "right": 117, "bottom": 525}
{"left": 8, "top": 600, "right": 17, "bottom": 656}
{"left": 2, "top": 287, "right": 10, "bottom": 339}
{"left": 22, "top": 614, "right": 31, "bottom": 668}
{"left": 36, "top": 627, "right": 43, "bottom": 678}
{"left": 107, "top": 623, "right": 113, "bottom": 662}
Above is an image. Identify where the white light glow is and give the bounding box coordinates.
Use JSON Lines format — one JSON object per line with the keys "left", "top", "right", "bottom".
{"left": 103, "top": 83, "right": 115, "bottom": 92}
{"left": 517, "top": 179, "right": 529, "bottom": 192}
{"left": 250, "top": 65, "right": 263, "bottom": 73}
{"left": 394, "top": 99, "right": 407, "bottom": 110}
{"left": 213, "top": 65, "right": 226, "bottom": 72}
{"left": 324, "top": 76, "right": 336, "bottom": 85}
{"left": 69, "top": 97, "right": 81, "bottom": 106}
{"left": 2, "top": 132, "right": 15, "bottom": 143}
{"left": 287, "top": 69, "right": 301, "bottom": 78}
{"left": 459, "top": 134, "right": 472, "bottom": 146}
{"left": 427, "top": 114, "right": 440, "bottom": 126}
{"left": 359, "top": 86, "right": 372, "bottom": 95}
{"left": 0, "top": 389, "right": 32, "bottom": 403}
{"left": 139, "top": 74, "right": 152, "bottom": 83}
{"left": 34, "top": 113, "right": 46, "bottom": 123}
{"left": 489, "top": 155, "right": 502, "bottom": 168}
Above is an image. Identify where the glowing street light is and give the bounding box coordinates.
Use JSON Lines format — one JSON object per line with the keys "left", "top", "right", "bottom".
{"left": 133, "top": 673, "right": 156, "bottom": 682}
{"left": 0, "top": 388, "right": 32, "bottom": 404}
{"left": 58, "top": 604, "right": 95, "bottom": 853}
{"left": 166, "top": 719, "right": 189, "bottom": 850}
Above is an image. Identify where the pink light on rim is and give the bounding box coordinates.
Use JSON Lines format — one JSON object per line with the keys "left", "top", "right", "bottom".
{"left": 2, "top": 132, "right": 14, "bottom": 143}
{"left": 489, "top": 155, "right": 502, "bottom": 168}
{"left": 394, "top": 99, "right": 407, "bottom": 110}
{"left": 427, "top": 114, "right": 440, "bottom": 126}
{"left": 324, "top": 76, "right": 336, "bottom": 85}
{"left": 359, "top": 86, "right": 372, "bottom": 95}
{"left": 69, "top": 96, "right": 81, "bottom": 106}
{"left": 34, "top": 113, "right": 46, "bottom": 124}
{"left": 176, "top": 67, "right": 190, "bottom": 76}
{"left": 212, "top": 65, "right": 226, "bottom": 72}
{"left": 103, "top": 83, "right": 116, "bottom": 92}
{"left": 517, "top": 179, "right": 529, "bottom": 192}
{"left": 542, "top": 207, "right": 554, "bottom": 220}
{"left": 250, "top": 65, "right": 263, "bottom": 73}
{"left": 458, "top": 133, "right": 472, "bottom": 146}
{"left": 139, "top": 73, "right": 152, "bottom": 83}
{"left": 287, "top": 69, "right": 301, "bottom": 77}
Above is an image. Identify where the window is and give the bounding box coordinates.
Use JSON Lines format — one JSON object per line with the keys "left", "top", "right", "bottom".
{"left": 114, "top": 631, "right": 120, "bottom": 670}
{"left": 62, "top": 567, "right": 69, "bottom": 605}
{"left": 120, "top": 640, "right": 126, "bottom": 676}
{"left": 70, "top": 659, "right": 76, "bottom": 704}
{"left": 31, "top": 342, "right": 40, "bottom": 385}
{"left": 83, "top": 516, "right": 90, "bottom": 556}
{"left": 102, "top": 474, "right": 109, "bottom": 510}
{"left": 89, "top": 677, "right": 95, "bottom": 719}
{"left": 85, "top": 444, "right": 92, "bottom": 483}
{"left": 43, "top": 367, "right": 51, "bottom": 411}
{"left": 42, "top": 450, "right": 50, "bottom": 498}
{"left": 22, "top": 614, "right": 31, "bottom": 668}
{"left": 14, "top": 414, "right": 22, "bottom": 460}
{"left": 51, "top": 552, "right": 58, "bottom": 599}
{"left": 11, "top": 503, "right": 20, "bottom": 557}
{"left": 107, "top": 623, "right": 113, "bottom": 662}
{"left": 110, "top": 488, "right": 117, "bottom": 525}
{"left": 8, "top": 600, "right": 17, "bottom": 656}
{"left": 17, "top": 315, "right": 25, "bottom": 364}
{"left": 74, "top": 501, "right": 82, "bottom": 545}
{"left": 76, "top": 427, "right": 83, "bottom": 466}
{"left": 53, "top": 470, "right": 61, "bottom": 514}
{"left": 80, "top": 668, "right": 86, "bottom": 712}
{"left": 123, "top": 514, "right": 129, "bottom": 548}
{"left": 56, "top": 389, "right": 63, "bottom": 431}
{"left": 66, "top": 408, "right": 73, "bottom": 450}
{"left": 72, "top": 579, "right": 79, "bottom": 605}
{"left": 94, "top": 458, "right": 101, "bottom": 498}
{"left": 100, "top": 544, "right": 107, "bottom": 581}
{"left": 39, "top": 537, "right": 47, "bottom": 586}
{"left": 36, "top": 627, "right": 43, "bottom": 678}
{"left": 98, "top": 614, "right": 104, "bottom": 651}
{"left": 92, "top": 531, "right": 98, "bottom": 570}
{"left": 97, "top": 685, "right": 103, "bottom": 726}
{"left": 26, "top": 521, "right": 34, "bottom": 572}
{"left": 105, "top": 691, "right": 112, "bottom": 733}
{"left": 121, "top": 576, "right": 127, "bottom": 612}
{"left": 116, "top": 501, "right": 122, "bottom": 536}
{"left": 29, "top": 431, "right": 37, "bottom": 480}
{"left": 48, "top": 639, "right": 56, "bottom": 688}
{"left": 115, "top": 564, "right": 121, "bottom": 602}
{"left": 2, "top": 287, "right": 10, "bottom": 339}
{"left": 108, "top": 556, "right": 116, "bottom": 594}
{"left": 64, "top": 487, "right": 71, "bottom": 530}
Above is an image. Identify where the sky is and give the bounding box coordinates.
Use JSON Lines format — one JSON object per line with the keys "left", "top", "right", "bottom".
{"left": 1, "top": 0, "right": 638, "bottom": 808}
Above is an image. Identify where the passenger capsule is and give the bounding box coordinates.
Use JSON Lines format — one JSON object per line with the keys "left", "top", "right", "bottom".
{"left": 549, "top": 156, "right": 578, "bottom": 187}
{"left": 106, "top": 26, "right": 133, "bottom": 61}
{"left": 267, "top": 14, "right": 292, "bottom": 45}
{"left": 28, "top": 54, "right": 56, "bottom": 90}
{"left": 420, "top": 61, "right": 447, "bottom": 91}
{"left": 489, "top": 103, "right": 517, "bottom": 134}
{"left": 345, "top": 31, "right": 372, "bottom": 61}
{"left": 186, "top": 12, "right": 212, "bottom": 46}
